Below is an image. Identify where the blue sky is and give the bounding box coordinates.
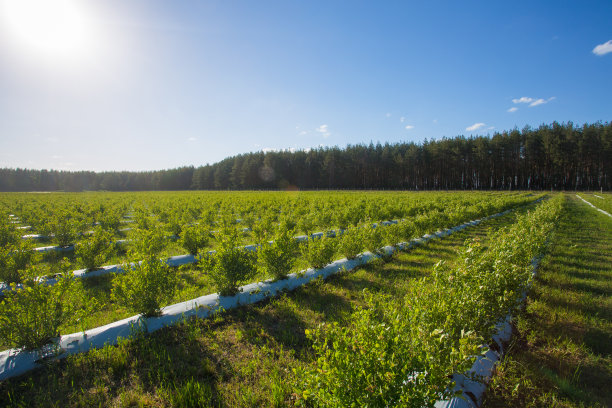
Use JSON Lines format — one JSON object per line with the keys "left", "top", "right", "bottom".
{"left": 0, "top": 0, "right": 611, "bottom": 171}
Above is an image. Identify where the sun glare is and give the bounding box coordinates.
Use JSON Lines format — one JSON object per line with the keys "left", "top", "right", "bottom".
{"left": 1, "top": 0, "right": 95, "bottom": 63}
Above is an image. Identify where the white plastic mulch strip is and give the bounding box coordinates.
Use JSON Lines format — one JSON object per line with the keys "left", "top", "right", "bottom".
{"left": 576, "top": 195, "right": 612, "bottom": 218}
{"left": 0, "top": 204, "right": 523, "bottom": 382}
{"left": 594, "top": 194, "right": 604, "bottom": 199}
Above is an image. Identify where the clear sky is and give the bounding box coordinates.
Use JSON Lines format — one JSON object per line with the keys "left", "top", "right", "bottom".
{"left": 0, "top": 0, "right": 611, "bottom": 171}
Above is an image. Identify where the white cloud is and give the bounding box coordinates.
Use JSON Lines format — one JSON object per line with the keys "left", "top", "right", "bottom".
{"left": 187, "top": 137, "right": 197, "bottom": 142}
{"left": 529, "top": 96, "right": 555, "bottom": 107}
{"left": 385, "top": 113, "right": 391, "bottom": 118}
{"left": 487, "top": 126, "right": 495, "bottom": 130}
{"left": 507, "top": 107, "right": 518, "bottom": 113}
{"left": 316, "top": 124, "right": 330, "bottom": 138}
{"left": 432, "top": 119, "right": 438, "bottom": 124}
{"left": 262, "top": 147, "right": 276, "bottom": 153}
{"left": 400, "top": 116, "right": 405, "bottom": 123}
{"left": 512, "top": 97, "right": 534, "bottom": 104}
{"left": 512, "top": 96, "right": 555, "bottom": 107}
{"left": 405, "top": 125, "right": 414, "bottom": 130}
{"left": 529, "top": 99, "right": 546, "bottom": 107}
{"left": 298, "top": 130, "right": 307, "bottom": 136}
{"left": 466, "top": 123, "right": 486, "bottom": 132}
{"left": 593, "top": 40, "right": 612, "bottom": 56}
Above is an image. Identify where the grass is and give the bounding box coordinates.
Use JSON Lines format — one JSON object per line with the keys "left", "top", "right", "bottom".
{"left": 579, "top": 192, "right": 612, "bottom": 215}
{"left": 0, "top": 198, "right": 538, "bottom": 407}
{"left": 482, "top": 195, "right": 612, "bottom": 408}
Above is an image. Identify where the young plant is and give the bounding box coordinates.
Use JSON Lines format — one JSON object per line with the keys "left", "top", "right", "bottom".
{"left": 75, "top": 227, "right": 114, "bottom": 271}
{"left": 296, "top": 290, "right": 480, "bottom": 407}
{"left": 98, "top": 209, "right": 121, "bottom": 233}
{"left": 297, "top": 215, "right": 316, "bottom": 238}
{"left": 258, "top": 224, "right": 298, "bottom": 280}
{"left": 252, "top": 216, "right": 273, "bottom": 243}
{"left": 0, "top": 215, "right": 19, "bottom": 247}
{"left": 303, "top": 235, "right": 337, "bottom": 269}
{"left": 165, "top": 212, "right": 185, "bottom": 237}
{"left": 111, "top": 257, "right": 177, "bottom": 317}
{"left": 382, "top": 223, "right": 403, "bottom": 247}
{"left": 363, "top": 224, "right": 385, "bottom": 255}
{"left": 111, "top": 228, "right": 176, "bottom": 317}
{"left": 0, "top": 241, "right": 37, "bottom": 284}
{"left": 129, "top": 225, "right": 167, "bottom": 259}
{"left": 0, "top": 272, "right": 94, "bottom": 350}
{"left": 46, "top": 211, "right": 80, "bottom": 247}
{"left": 397, "top": 220, "right": 416, "bottom": 241}
{"left": 337, "top": 227, "right": 364, "bottom": 260}
{"left": 179, "top": 224, "right": 210, "bottom": 256}
{"left": 201, "top": 230, "right": 257, "bottom": 296}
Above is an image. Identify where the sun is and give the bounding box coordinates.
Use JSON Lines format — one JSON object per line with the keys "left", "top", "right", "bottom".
{"left": 1, "top": 0, "right": 94, "bottom": 62}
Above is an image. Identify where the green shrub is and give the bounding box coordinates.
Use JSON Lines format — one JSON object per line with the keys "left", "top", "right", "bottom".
{"left": 165, "top": 212, "right": 185, "bottom": 237}
{"left": 111, "top": 228, "right": 176, "bottom": 317}
{"left": 0, "top": 273, "right": 93, "bottom": 350}
{"left": 111, "top": 257, "right": 177, "bottom": 317}
{"left": 337, "top": 227, "right": 363, "bottom": 260}
{"left": 303, "top": 235, "right": 337, "bottom": 269}
{"left": 258, "top": 225, "right": 298, "bottom": 280}
{"left": 297, "top": 215, "right": 315, "bottom": 238}
{"left": 296, "top": 290, "right": 480, "bottom": 407}
{"left": 296, "top": 197, "right": 563, "bottom": 406}
{"left": 0, "top": 215, "right": 19, "bottom": 247}
{"left": 200, "top": 209, "right": 216, "bottom": 228}
{"left": 397, "top": 220, "right": 416, "bottom": 241}
{"left": 252, "top": 215, "right": 274, "bottom": 243}
{"left": 98, "top": 210, "right": 121, "bottom": 233}
{"left": 363, "top": 225, "right": 385, "bottom": 255}
{"left": 240, "top": 212, "right": 254, "bottom": 229}
{"left": 179, "top": 224, "right": 210, "bottom": 256}
{"left": 75, "top": 227, "right": 114, "bottom": 271}
{"left": 0, "top": 241, "right": 37, "bottom": 284}
{"left": 129, "top": 226, "right": 167, "bottom": 260}
{"left": 46, "top": 211, "right": 80, "bottom": 247}
{"left": 202, "top": 230, "right": 257, "bottom": 296}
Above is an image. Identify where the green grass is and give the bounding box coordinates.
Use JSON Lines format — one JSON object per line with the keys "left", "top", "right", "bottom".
{"left": 482, "top": 195, "right": 612, "bottom": 408}
{"left": 579, "top": 192, "right": 612, "bottom": 215}
{"left": 0, "top": 198, "right": 539, "bottom": 407}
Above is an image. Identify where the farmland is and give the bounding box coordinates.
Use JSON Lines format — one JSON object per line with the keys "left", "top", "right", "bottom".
{"left": 0, "top": 191, "right": 609, "bottom": 407}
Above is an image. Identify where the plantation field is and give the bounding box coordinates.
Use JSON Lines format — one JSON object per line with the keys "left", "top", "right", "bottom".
{"left": 1, "top": 191, "right": 609, "bottom": 406}
{"left": 0, "top": 191, "right": 537, "bottom": 337}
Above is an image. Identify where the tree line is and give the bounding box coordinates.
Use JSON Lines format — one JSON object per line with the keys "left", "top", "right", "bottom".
{"left": 1, "top": 121, "right": 610, "bottom": 192}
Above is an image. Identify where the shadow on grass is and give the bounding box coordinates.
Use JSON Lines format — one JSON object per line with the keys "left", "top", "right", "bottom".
{"left": 0, "top": 318, "right": 229, "bottom": 407}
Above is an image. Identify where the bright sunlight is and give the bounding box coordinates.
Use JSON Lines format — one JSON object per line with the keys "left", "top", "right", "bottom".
{"left": 1, "top": 0, "right": 95, "bottom": 63}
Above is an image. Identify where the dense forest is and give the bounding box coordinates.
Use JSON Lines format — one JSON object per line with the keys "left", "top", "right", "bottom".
{"left": 1, "top": 121, "right": 610, "bottom": 192}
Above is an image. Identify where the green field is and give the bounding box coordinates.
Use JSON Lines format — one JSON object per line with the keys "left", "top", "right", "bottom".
{"left": 0, "top": 191, "right": 609, "bottom": 407}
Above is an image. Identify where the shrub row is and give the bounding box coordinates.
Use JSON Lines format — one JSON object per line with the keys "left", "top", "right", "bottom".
{"left": 0, "top": 195, "right": 543, "bottom": 351}
{"left": 295, "top": 197, "right": 562, "bottom": 407}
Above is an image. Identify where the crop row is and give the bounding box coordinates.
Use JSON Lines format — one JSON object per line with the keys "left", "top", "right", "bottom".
{"left": 0, "top": 193, "right": 541, "bottom": 355}
{"left": 294, "top": 196, "right": 562, "bottom": 407}
{"left": 3, "top": 194, "right": 544, "bottom": 382}
{"left": 0, "top": 192, "right": 538, "bottom": 286}
{"left": 1, "top": 191, "right": 533, "bottom": 243}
